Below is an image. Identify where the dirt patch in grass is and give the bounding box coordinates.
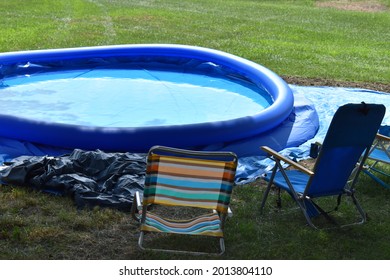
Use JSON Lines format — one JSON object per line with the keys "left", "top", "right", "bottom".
{"left": 316, "top": 1, "right": 388, "bottom": 12}
{"left": 282, "top": 75, "right": 390, "bottom": 93}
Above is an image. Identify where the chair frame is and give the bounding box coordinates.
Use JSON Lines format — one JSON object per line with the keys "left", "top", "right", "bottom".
{"left": 362, "top": 133, "right": 390, "bottom": 189}
{"left": 131, "top": 145, "right": 237, "bottom": 255}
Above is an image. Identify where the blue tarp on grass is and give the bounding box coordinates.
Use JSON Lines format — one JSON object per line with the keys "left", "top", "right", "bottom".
{"left": 235, "top": 85, "right": 390, "bottom": 183}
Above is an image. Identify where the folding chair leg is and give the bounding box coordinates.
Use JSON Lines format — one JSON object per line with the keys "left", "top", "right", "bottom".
{"left": 295, "top": 199, "right": 318, "bottom": 229}
{"left": 260, "top": 180, "right": 273, "bottom": 213}
{"left": 138, "top": 231, "right": 146, "bottom": 251}
{"left": 219, "top": 238, "right": 226, "bottom": 255}
{"left": 304, "top": 199, "right": 339, "bottom": 227}
{"left": 137, "top": 231, "right": 226, "bottom": 255}
{"left": 363, "top": 168, "right": 390, "bottom": 189}
{"left": 260, "top": 165, "right": 278, "bottom": 213}
{"left": 350, "top": 194, "right": 367, "bottom": 225}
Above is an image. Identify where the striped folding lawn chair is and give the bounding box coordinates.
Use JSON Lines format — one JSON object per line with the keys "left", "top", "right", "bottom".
{"left": 131, "top": 145, "right": 238, "bottom": 255}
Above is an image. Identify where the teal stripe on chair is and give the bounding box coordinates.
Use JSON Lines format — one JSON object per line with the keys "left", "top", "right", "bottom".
{"left": 148, "top": 175, "right": 231, "bottom": 190}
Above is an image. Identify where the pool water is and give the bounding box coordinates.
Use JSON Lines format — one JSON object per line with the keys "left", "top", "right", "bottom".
{"left": 0, "top": 68, "right": 273, "bottom": 127}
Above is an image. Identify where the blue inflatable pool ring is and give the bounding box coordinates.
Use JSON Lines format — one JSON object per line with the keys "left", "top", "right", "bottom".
{"left": 0, "top": 44, "right": 294, "bottom": 152}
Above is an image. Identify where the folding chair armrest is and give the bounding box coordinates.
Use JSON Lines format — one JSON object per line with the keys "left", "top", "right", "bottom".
{"left": 228, "top": 207, "right": 233, "bottom": 218}
{"left": 131, "top": 191, "right": 143, "bottom": 222}
{"left": 213, "top": 207, "right": 233, "bottom": 218}
{"left": 261, "top": 146, "right": 314, "bottom": 176}
{"left": 314, "top": 141, "right": 323, "bottom": 147}
{"left": 135, "top": 191, "right": 142, "bottom": 208}
{"left": 376, "top": 133, "right": 390, "bottom": 142}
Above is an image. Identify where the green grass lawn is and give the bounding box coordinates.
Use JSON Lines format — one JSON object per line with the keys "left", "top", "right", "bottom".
{"left": 0, "top": 0, "right": 389, "bottom": 83}
{"left": 0, "top": 0, "right": 390, "bottom": 260}
{"left": 1, "top": 168, "right": 389, "bottom": 260}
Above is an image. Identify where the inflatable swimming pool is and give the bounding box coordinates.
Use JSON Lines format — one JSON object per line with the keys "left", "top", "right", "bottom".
{"left": 0, "top": 44, "right": 294, "bottom": 152}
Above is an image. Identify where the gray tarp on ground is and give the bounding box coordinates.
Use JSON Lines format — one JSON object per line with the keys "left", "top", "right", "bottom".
{"left": 0, "top": 149, "right": 146, "bottom": 211}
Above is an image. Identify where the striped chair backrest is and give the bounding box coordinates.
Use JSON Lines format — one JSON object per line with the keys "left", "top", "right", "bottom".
{"left": 143, "top": 152, "right": 237, "bottom": 213}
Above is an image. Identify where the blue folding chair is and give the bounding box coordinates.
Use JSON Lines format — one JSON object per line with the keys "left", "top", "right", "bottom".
{"left": 362, "top": 128, "right": 390, "bottom": 189}
{"left": 260, "top": 103, "right": 386, "bottom": 229}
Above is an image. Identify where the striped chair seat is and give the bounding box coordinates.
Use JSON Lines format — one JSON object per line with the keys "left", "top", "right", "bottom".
{"left": 141, "top": 211, "right": 223, "bottom": 237}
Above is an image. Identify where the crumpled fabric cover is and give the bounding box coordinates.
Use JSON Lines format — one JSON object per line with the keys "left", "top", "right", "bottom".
{"left": 0, "top": 149, "right": 146, "bottom": 211}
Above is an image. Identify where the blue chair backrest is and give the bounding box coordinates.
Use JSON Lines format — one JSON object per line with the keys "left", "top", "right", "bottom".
{"left": 307, "top": 103, "right": 386, "bottom": 197}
